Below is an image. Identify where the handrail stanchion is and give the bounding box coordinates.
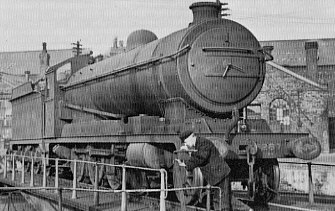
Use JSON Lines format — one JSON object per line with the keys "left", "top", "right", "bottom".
{"left": 206, "top": 185, "right": 211, "bottom": 211}
{"left": 21, "top": 155, "right": 25, "bottom": 184}
{"left": 160, "top": 169, "right": 166, "bottom": 211}
{"left": 55, "top": 158, "right": 59, "bottom": 193}
{"left": 121, "top": 164, "right": 127, "bottom": 211}
{"left": 308, "top": 162, "right": 314, "bottom": 204}
{"left": 4, "top": 154, "right": 7, "bottom": 178}
{"left": 58, "top": 188, "right": 63, "bottom": 211}
{"left": 12, "top": 154, "right": 15, "bottom": 181}
{"left": 42, "top": 155, "right": 47, "bottom": 189}
{"left": 219, "top": 187, "right": 222, "bottom": 211}
{"left": 30, "top": 157, "right": 34, "bottom": 187}
{"left": 94, "top": 162, "right": 99, "bottom": 206}
{"left": 72, "top": 159, "right": 77, "bottom": 199}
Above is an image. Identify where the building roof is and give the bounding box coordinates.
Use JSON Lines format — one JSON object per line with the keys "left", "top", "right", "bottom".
{"left": 0, "top": 49, "right": 73, "bottom": 75}
{"left": 260, "top": 38, "right": 335, "bottom": 67}
{"left": 110, "top": 47, "right": 126, "bottom": 56}
{"left": 267, "top": 61, "right": 326, "bottom": 90}
{"left": 0, "top": 73, "right": 28, "bottom": 88}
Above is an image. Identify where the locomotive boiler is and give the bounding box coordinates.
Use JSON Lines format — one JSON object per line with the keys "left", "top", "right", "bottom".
{"left": 9, "top": 1, "right": 321, "bottom": 205}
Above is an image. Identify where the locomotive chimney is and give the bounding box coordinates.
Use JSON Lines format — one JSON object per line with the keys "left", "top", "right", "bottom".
{"left": 304, "top": 41, "right": 318, "bottom": 81}
{"left": 189, "top": 2, "right": 221, "bottom": 25}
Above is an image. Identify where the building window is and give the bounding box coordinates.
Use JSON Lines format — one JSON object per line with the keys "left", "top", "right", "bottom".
{"left": 269, "top": 98, "right": 291, "bottom": 132}
{"left": 269, "top": 99, "right": 290, "bottom": 125}
{"left": 247, "top": 104, "right": 261, "bottom": 119}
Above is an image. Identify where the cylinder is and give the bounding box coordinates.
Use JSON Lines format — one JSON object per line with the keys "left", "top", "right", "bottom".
{"left": 52, "top": 145, "right": 72, "bottom": 159}
{"left": 126, "top": 143, "right": 173, "bottom": 169}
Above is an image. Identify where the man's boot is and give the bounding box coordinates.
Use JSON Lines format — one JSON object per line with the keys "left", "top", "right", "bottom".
{"left": 213, "top": 176, "right": 232, "bottom": 211}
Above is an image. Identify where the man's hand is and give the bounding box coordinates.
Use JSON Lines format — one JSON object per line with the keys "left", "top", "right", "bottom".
{"left": 175, "top": 159, "right": 186, "bottom": 167}
{"left": 180, "top": 145, "right": 189, "bottom": 151}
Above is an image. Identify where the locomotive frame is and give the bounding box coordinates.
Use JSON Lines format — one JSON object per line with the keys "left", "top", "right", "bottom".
{"left": 9, "top": 1, "right": 321, "bottom": 205}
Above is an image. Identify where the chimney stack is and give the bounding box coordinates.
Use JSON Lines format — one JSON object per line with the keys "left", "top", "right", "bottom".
{"left": 305, "top": 41, "right": 318, "bottom": 81}
{"left": 39, "top": 42, "right": 50, "bottom": 75}
{"left": 119, "top": 40, "right": 124, "bottom": 48}
{"left": 189, "top": 2, "right": 221, "bottom": 25}
{"left": 42, "top": 42, "right": 47, "bottom": 51}
{"left": 113, "top": 37, "right": 118, "bottom": 48}
{"left": 24, "top": 71, "right": 30, "bottom": 82}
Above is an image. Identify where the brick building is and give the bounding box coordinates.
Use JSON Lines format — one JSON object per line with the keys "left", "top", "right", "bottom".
{"left": 254, "top": 39, "right": 335, "bottom": 153}
{"left": 0, "top": 43, "right": 73, "bottom": 140}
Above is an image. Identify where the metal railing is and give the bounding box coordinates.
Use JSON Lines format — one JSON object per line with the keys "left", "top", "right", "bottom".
{"left": 279, "top": 159, "right": 335, "bottom": 205}
{"left": 0, "top": 153, "right": 220, "bottom": 211}
{"left": 0, "top": 185, "right": 220, "bottom": 211}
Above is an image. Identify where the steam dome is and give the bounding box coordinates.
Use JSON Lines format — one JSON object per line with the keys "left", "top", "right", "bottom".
{"left": 126, "top": 29, "right": 158, "bottom": 51}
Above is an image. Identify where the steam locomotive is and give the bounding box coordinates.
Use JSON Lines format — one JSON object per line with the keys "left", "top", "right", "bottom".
{"left": 10, "top": 1, "right": 321, "bottom": 204}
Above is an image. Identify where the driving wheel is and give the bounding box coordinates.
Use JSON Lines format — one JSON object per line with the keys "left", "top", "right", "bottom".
{"left": 70, "top": 150, "right": 85, "bottom": 182}
{"left": 254, "top": 159, "right": 280, "bottom": 203}
{"left": 87, "top": 155, "right": 105, "bottom": 185}
{"left": 173, "top": 162, "right": 203, "bottom": 205}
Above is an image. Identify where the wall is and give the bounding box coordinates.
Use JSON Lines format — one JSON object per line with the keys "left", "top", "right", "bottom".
{"left": 280, "top": 162, "right": 335, "bottom": 195}
{"left": 253, "top": 64, "right": 329, "bottom": 152}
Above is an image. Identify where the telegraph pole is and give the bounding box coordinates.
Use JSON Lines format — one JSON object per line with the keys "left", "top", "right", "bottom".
{"left": 72, "top": 41, "right": 83, "bottom": 56}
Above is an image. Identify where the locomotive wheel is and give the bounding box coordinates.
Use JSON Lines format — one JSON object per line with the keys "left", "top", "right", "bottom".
{"left": 105, "top": 157, "right": 121, "bottom": 190}
{"left": 70, "top": 151, "right": 85, "bottom": 182}
{"left": 87, "top": 156, "right": 105, "bottom": 185}
{"left": 33, "top": 151, "right": 42, "bottom": 174}
{"left": 126, "top": 169, "right": 148, "bottom": 194}
{"left": 254, "top": 159, "right": 280, "bottom": 203}
{"left": 23, "top": 150, "right": 33, "bottom": 172}
{"left": 14, "top": 150, "right": 23, "bottom": 172}
{"left": 173, "top": 162, "right": 203, "bottom": 205}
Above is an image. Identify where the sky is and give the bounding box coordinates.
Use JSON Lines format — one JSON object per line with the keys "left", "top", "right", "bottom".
{"left": 0, "top": 0, "right": 334, "bottom": 55}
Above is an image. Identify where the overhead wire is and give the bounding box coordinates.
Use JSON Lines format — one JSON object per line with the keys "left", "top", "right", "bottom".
{"left": 229, "top": 13, "right": 335, "bottom": 25}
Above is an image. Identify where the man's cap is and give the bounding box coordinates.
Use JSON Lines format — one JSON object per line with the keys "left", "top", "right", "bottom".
{"left": 179, "top": 130, "right": 194, "bottom": 142}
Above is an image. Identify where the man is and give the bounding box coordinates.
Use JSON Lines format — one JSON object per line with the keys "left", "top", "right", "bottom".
{"left": 176, "top": 130, "right": 232, "bottom": 210}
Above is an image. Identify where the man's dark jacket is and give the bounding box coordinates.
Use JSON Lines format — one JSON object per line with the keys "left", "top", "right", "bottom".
{"left": 185, "top": 136, "right": 231, "bottom": 185}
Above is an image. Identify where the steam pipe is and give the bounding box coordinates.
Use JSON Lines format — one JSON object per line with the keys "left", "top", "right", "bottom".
{"left": 226, "top": 108, "right": 240, "bottom": 144}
